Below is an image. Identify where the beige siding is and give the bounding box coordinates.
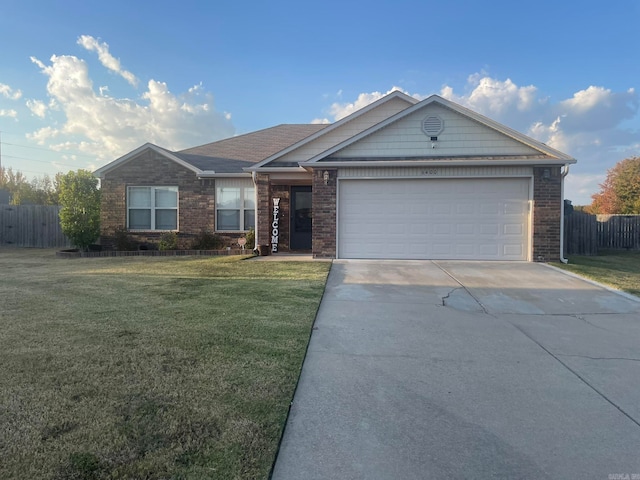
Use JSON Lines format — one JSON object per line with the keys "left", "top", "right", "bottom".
{"left": 271, "top": 97, "right": 412, "bottom": 164}
{"left": 338, "top": 165, "right": 533, "bottom": 178}
{"left": 334, "top": 104, "right": 541, "bottom": 158}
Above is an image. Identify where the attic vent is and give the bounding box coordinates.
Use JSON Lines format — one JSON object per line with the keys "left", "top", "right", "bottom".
{"left": 422, "top": 115, "right": 444, "bottom": 136}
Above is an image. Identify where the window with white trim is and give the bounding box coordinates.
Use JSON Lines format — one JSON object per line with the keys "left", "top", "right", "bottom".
{"left": 127, "top": 186, "right": 178, "bottom": 230}
{"left": 216, "top": 184, "right": 255, "bottom": 231}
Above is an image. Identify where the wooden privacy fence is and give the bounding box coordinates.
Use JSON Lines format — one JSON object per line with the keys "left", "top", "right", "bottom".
{"left": 0, "top": 205, "right": 70, "bottom": 248}
{"left": 564, "top": 212, "right": 640, "bottom": 255}
{"left": 597, "top": 214, "right": 640, "bottom": 250}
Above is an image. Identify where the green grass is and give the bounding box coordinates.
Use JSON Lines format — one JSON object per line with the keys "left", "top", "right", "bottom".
{"left": 554, "top": 250, "right": 640, "bottom": 297}
{"left": 0, "top": 249, "right": 331, "bottom": 480}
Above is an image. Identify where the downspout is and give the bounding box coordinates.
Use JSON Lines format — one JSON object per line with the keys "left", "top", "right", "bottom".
{"left": 251, "top": 171, "right": 259, "bottom": 253}
{"left": 560, "top": 164, "right": 571, "bottom": 263}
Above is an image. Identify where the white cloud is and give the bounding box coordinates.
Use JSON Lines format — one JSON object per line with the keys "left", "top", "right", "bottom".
{"left": 27, "top": 125, "right": 59, "bottom": 143}
{"left": 0, "top": 109, "right": 18, "bottom": 118}
{"left": 555, "top": 86, "right": 638, "bottom": 132}
{"left": 442, "top": 75, "right": 540, "bottom": 116}
{"left": 26, "top": 99, "right": 47, "bottom": 118}
{"left": 28, "top": 50, "right": 235, "bottom": 162}
{"left": 325, "top": 86, "right": 425, "bottom": 121}
{"left": 527, "top": 117, "right": 569, "bottom": 152}
{"left": 311, "top": 117, "right": 331, "bottom": 124}
{"left": 77, "top": 35, "right": 138, "bottom": 87}
{"left": 0, "top": 83, "right": 22, "bottom": 100}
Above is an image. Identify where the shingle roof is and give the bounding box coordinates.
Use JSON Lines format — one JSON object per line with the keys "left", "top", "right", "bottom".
{"left": 176, "top": 124, "right": 328, "bottom": 171}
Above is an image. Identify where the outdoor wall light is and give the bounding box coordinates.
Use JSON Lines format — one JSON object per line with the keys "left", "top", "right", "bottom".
{"left": 542, "top": 168, "right": 551, "bottom": 181}
{"left": 323, "top": 170, "right": 330, "bottom": 185}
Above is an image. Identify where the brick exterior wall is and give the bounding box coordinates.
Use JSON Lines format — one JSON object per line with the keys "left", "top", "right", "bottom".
{"left": 311, "top": 168, "right": 337, "bottom": 258}
{"left": 256, "top": 173, "right": 271, "bottom": 249}
{"left": 100, "top": 151, "right": 247, "bottom": 250}
{"left": 532, "top": 166, "right": 562, "bottom": 262}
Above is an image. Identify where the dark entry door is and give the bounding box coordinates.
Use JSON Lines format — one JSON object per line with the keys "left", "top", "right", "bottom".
{"left": 290, "top": 186, "right": 312, "bottom": 250}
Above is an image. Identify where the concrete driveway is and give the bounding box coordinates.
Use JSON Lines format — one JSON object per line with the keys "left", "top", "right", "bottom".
{"left": 271, "top": 260, "right": 640, "bottom": 480}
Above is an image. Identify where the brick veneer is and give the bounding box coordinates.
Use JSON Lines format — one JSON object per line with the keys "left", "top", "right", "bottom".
{"left": 100, "top": 151, "right": 245, "bottom": 249}
{"left": 532, "top": 166, "right": 562, "bottom": 262}
{"left": 312, "top": 168, "right": 337, "bottom": 258}
{"left": 256, "top": 173, "right": 271, "bottom": 248}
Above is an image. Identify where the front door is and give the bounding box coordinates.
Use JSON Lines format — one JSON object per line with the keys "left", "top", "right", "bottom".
{"left": 290, "top": 186, "right": 312, "bottom": 250}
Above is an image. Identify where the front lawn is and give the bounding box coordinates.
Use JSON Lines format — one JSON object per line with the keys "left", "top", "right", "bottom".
{"left": 0, "top": 249, "right": 330, "bottom": 479}
{"left": 554, "top": 250, "right": 640, "bottom": 297}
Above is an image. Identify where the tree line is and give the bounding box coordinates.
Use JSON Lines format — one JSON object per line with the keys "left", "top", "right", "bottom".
{"left": 0, "top": 167, "right": 62, "bottom": 205}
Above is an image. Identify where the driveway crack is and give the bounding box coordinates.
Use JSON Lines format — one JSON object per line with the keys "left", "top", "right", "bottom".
{"left": 570, "top": 314, "right": 621, "bottom": 334}
{"left": 556, "top": 353, "right": 640, "bottom": 363}
{"left": 432, "top": 261, "right": 488, "bottom": 314}
{"left": 441, "top": 286, "right": 462, "bottom": 306}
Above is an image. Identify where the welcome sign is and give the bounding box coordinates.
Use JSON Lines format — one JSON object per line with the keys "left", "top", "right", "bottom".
{"left": 271, "top": 197, "right": 280, "bottom": 253}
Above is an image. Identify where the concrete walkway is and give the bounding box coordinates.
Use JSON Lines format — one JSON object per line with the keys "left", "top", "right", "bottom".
{"left": 271, "top": 260, "right": 640, "bottom": 480}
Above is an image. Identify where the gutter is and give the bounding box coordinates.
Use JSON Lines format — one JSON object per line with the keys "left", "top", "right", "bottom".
{"left": 299, "top": 158, "right": 576, "bottom": 169}
{"left": 559, "top": 164, "right": 571, "bottom": 264}
{"left": 197, "top": 172, "right": 252, "bottom": 178}
{"left": 251, "top": 171, "right": 259, "bottom": 253}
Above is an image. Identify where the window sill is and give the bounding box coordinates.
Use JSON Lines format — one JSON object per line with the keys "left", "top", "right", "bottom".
{"left": 127, "top": 229, "right": 179, "bottom": 233}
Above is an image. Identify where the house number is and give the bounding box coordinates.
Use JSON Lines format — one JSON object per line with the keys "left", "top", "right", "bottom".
{"left": 422, "top": 169, "right": 438, "bottom": 175}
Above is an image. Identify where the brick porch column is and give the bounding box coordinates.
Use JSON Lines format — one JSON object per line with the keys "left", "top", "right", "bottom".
{"left": 312, "top": 168, "right": 337, "bottom": 258}
{"left": 532, "top": 166, "right": 562, "bottom": 262}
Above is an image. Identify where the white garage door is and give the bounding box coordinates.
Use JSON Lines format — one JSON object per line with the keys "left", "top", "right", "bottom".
{"left": 338, "top": 178, "right": 530, "bottom": 260}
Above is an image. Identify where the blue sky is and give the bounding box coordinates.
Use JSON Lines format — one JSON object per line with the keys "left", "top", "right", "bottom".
{"left": 1, "top": 0, "right": 639, "bottom": 204}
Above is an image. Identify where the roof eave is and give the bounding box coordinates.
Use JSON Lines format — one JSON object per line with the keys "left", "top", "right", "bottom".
{"left": 299, "top": 157, "right": 577, "bottom": 169}
{"left": 196, "top": 172, "right": 252, "bottom": 178}
{"left": 246, "top": 166, "right": 309, "bottom": 173}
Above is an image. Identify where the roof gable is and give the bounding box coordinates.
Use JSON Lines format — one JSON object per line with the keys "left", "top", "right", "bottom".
{"left": 248, "top": 91, "right": 418, "bottom": 170}
{"left": 302, "top": 95, "right": 576, "bottom": 165}
{"left": 94, "top": 143, "right": 202, "bottom": 178}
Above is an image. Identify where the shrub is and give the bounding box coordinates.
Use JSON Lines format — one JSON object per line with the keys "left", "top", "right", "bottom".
{"left": 58, "top": 170, "right": 101, "bottom": 250}
{"left": 245, "top": 228, "right": 255, "bottom": 250}
{"left": 190, "top": 230, "right": 223, "bottom": 250}
{"left": 158, "top": 232, "right": 178, "bottom": 251}
{"left": 113, "top": 227, "right": 137, "bottom": 251}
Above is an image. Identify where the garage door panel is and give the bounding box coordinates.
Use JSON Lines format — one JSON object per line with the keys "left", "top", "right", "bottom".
{"left": 504, "top": 224, "right": 524, "bottom": 235}
{"left": 504, "top": 245, "right": 524, "bottom": 256}
{"left": 432, "top": 204, "right": 451, "bottom": 214}
{"left": 480, "top": 223, "right": 500, "bottom": 235}
{"left": 338, "top": 178, "right": 529, "bottom": 260}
